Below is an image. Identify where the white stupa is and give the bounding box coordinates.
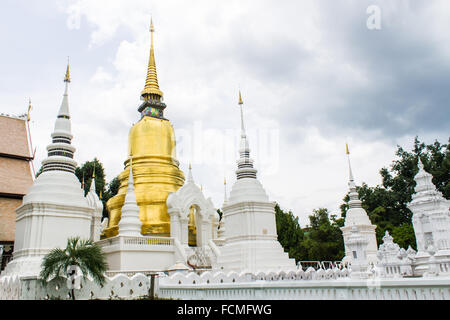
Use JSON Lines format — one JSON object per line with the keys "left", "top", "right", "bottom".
{"left": 341, "top": 144, "right": 378, "bottom": 265}
{"left": 118, "top": 156, "right": 143, "bottom": 237}
{"left": 213, "top": 91, "right": 296, "bottom": 273}
{"left": 1, "top": 64, "right": 93, "bottom": 278}
{"left": 408, "top": 158, "right": 450, "bottom": 275}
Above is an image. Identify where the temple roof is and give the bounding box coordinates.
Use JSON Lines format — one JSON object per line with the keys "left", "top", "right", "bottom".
{"left": 0, "top": 115, "right": 32, "bottom": 159}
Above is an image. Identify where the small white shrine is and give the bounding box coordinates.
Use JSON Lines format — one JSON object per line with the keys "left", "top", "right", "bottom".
{"left": 407, "top": 159, "right": 450, "bottom": 276}
{"left": 341, "top": 145, "right": 378, "bottom": 265}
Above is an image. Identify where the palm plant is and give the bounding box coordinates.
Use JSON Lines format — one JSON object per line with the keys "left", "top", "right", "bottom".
{"left": 40, "top": 237, "right": 108, "bottom": 300}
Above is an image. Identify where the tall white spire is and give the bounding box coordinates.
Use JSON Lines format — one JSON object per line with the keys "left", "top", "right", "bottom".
{"left": 236, "top": 91, "right": 257, "bottom": 180}
{"left": 41, "top": 62, "right": 77, "bottom": 174}
{"left": 346, "top": 143, "right": 362, "bottom": 209}
{"left": 118, "top": 156, "right": 143, "bottom": 237}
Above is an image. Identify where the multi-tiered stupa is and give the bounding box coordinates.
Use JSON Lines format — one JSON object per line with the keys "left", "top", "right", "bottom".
{"left": 102, "top": 19, "right": 185, "bottom": 239}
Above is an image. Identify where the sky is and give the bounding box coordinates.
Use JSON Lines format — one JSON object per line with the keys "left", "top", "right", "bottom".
{"left": 1, "top": 0, "right": 449, "bottom": 226}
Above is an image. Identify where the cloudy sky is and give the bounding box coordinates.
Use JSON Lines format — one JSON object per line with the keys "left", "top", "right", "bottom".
{"left": 1, "top": 0, "right": 449, "bottom": 226}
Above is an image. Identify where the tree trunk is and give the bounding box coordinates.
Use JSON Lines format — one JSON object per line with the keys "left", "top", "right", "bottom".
{"left": 72, "top": 288, "right": 75, "bottom": 300}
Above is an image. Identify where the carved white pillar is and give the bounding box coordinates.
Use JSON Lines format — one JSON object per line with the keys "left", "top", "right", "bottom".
{"left": 180, "top": 216, "right": 189, "bottom": 246}
{"left": 169, "top": 208, "right": 181, "bottom": 240}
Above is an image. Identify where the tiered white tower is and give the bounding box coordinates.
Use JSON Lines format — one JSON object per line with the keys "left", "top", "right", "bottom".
{"left": 118, "top": 157, "right": 143, "bottom": 237}
{"left": 408, "top": 159, "right": 450, "bottom": 275}
{"left": 341, "top": 144, "right": 378, "bottom": 265}
{"left": 1, "top": 64, "right": 93, "bottom": 277}
{"left": 213, "top": 92, "right": 296, "bottom": 273}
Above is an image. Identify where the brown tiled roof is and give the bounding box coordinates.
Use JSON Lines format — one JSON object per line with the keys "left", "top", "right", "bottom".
{"left": 0, "top": 115, "right": 33, "bottom": 195}
{"left": 0, "top": 115, "right": 31, "bottom": 159}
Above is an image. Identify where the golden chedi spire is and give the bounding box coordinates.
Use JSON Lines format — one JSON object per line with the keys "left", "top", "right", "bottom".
{"left": 141, "top": 18, "right": 164, "bottom": 99}
{"left": 103, "top": 19, "right": 185, "bottom": 239}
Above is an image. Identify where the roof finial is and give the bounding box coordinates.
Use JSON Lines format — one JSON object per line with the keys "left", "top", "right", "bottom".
{"left": 224, "top": 177, "right": 227, "bottom": 203}
{"left": 64, "top": 57, "right": 71, "bottom": 83}
{"left": 238, "top": 90, "right": 245, "bottom": 136}
{"left": 92, "top": 161, "right": 96, "bottom": 178}
{"left": 27, "top": 98, "right": 32, "bottom": 121}
{"left": 141, "top": 17, "right": 163, "bottom": 99}
{"left": 346, "top": 142, "right": 354, "bottom": 182}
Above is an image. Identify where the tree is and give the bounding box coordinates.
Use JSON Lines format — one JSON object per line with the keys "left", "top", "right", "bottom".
{"left": 75, "top": 158, "right": 106, "bottom": 198}
{"left": 275, "top": 205, "right": 345, "bottom": 262}
{"left": 301, "top": 208, "right": 345, "bottom": 262}
{"left": 40, "top": 237, "right": 108, "bottom": 300}
{"left": 275, "top": 204, "right": 305, "bottom": 262}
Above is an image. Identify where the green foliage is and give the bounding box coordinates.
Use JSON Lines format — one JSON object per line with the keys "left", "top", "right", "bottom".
{"left": 75, "top": 158, "right": 105, "bottom": 197}
{"left": 74, "top": 158, "right": 123, "bottom": 219}
{"left": 40, "top": 237, "right": 108, "bottom": 300}
{"left": 275, "top": 205, "right": 345, "bottom": 262}
{"left": 275, "top": 204, "right": 305, "bottom": 262}
{"left": 301, "top": 208, "right": 345, "bottom": 261}
{"left": 391, "top": 223, "right": 416, "bottom": 250}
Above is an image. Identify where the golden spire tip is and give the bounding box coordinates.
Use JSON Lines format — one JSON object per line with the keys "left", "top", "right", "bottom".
{"left": 64, "top": 58, "right": 71, "bottom": 83}
{"left": 346, "top": 143, "right": 350, "bottom": 155}
{"left": 238, "top": 90, "right": 243, "bottom": 105}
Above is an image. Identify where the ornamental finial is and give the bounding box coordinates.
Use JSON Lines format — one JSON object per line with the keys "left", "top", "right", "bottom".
{"left": 27, "top": 98, "right": 32, "bottom": 121}
{"left": 64, "top": 57, "right": 71, "bottom": 83}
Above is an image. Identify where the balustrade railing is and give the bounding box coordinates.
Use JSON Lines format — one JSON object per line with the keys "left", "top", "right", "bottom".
{"left": 122, "top": 236, "right": 173, "bottom": 247}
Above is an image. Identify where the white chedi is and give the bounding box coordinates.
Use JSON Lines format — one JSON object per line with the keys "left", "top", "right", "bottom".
{"left": 408, "top": 159, "right": 450, "bottom": 254}
{"left": 118, "top": 157, "right": 142, "bottom": 237}
{"left": 213, "top": 92, "right": 296, "bottom": 273}
{"left": 341, "top": 145, "right": 378, "bottom": 265}
{"left": 407, "top": 159, "right": 450, "bottom": 275}
{"left": 1, "top": 65, "right": 93, "bottom": 278}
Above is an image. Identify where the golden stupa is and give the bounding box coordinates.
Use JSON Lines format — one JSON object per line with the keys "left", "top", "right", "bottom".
{"left": 102, "top": 19, "right": 185, "bottom": 238}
